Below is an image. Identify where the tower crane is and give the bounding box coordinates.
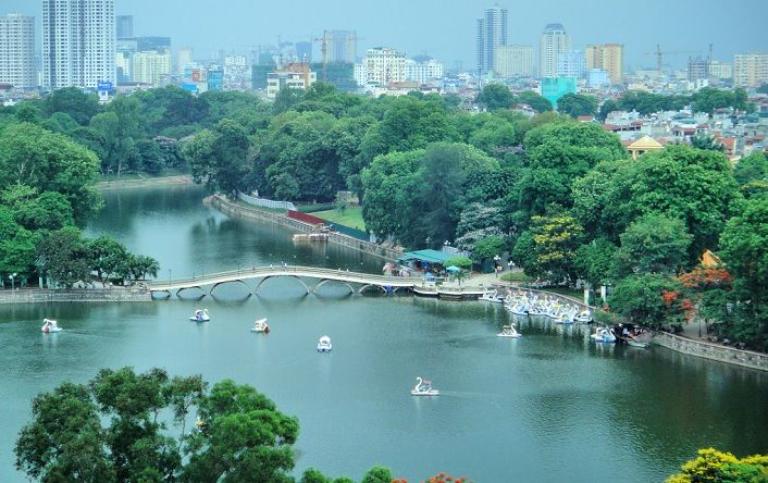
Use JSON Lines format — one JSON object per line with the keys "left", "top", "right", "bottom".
{"left": 644, "top": 44, "right": 700, "bottom": 73}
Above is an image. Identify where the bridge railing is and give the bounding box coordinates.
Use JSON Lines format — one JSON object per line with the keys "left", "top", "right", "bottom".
{"left": 149, "top": 265, "right": 417, "bottom": 289}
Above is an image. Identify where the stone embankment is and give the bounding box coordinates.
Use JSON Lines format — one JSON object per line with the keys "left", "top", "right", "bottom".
{"left": 205, "top": 194, "right": 403, "bottom": 261}
{"left": 97, "top": 174, "right": 193, "bottom": 190}
{"left": 653, "top": 332, "right": 768, "bottom": 372}
{"left": 0, "top": 287, "right": 152, "bottom": 305}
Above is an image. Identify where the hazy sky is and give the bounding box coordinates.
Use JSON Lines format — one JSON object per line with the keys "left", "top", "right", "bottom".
{"left": 5, "top": 0, "right": 768, "bottom": 69}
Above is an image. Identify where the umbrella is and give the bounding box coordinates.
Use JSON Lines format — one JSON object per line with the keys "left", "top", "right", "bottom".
{"left": 446, "top": 265, "right": 461, "bottom": 273}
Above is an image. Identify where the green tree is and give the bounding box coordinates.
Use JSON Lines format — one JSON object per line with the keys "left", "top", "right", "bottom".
{"left": 472, "top": 235, "right": 505, "bottom": 263}
{"left": 476, "top": 84, "right": 514, "bottom": 111}
{"left": 718, "top": 197, "right": 768, "bottom": 349}
{"left": 87, "top": 236, "right": 128, "bottom": 282}
{"left": 0, "top": 122, "right": 101, "bottom": 223}
{"left": 612, "top": 213, "right": 693, "bottom": 277}
{"left": 666, "top": 448, "right": 768, "bottom": 483}
{"left": 557, "top": 93, "right": 598, "bottom": 118}
{"left": 0, "top": 206, "right": 38, "bottom": 278}
{"left": 186, "top": 119, "right": 251, "bottom": 194}
{"left": 574, "top": 238, "right": 618, "bottom": 288}
{"left": 513, "top": 214, "right": 584, "bottom": 284}
{"left": 44, "top": 87, "right": 100, "bottom": 125}
{"left": 609, "top": 273, "right": 684, "bottom": 328}
{"left": 36, "top": 226, "right": 91, "bottom": 287}
{"left": 517, "top": 91, "right": 553, "bottom": 113}
{"left": 690, "top": 135, "right": 724, "bottom": 152}
{"left": 734, "top": 152, "right": 768, "bottom": 186}
{"left": 1, "top": 185, "right": 75, "bottom": 232}
{"left": 361, "top": 466, "right": 394, "bottom": 483}
{"left": 597, "top": 99, "right": 619, "bottom": 122}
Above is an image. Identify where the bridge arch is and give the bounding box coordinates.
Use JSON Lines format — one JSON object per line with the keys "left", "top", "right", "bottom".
{"left": 254, "top": 275, "right": 311, "bottom": 295}
{"left": 209, "top": 279, "right": 252, "bottom": 296}
{"left": 358, "top": 284, "right": 388, "bottom": 295}
{"left": 314, "top": 279, "right": 356, "bottom": 296}
{"left": 176, "top": 286, "right": 206, "bottom": 299}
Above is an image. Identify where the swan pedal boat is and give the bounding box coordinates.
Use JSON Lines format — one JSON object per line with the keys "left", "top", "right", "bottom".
{"left": 251, "top": 318, "right": 270, "bottom": 333}
{"left": 497, "top": 324, "right": 522, "bottom": 338}
{"left": 317, "top": 336, "right": 332, "bottom": 352}
{"left": 411, "top": 377, "right": 440, "bottom": 396}
{"left": 41, "top": 318, "right": 62, "bottom": 333}
{"left": 190, "top": 309, "right": 210, "bottom": 322}
{"left": 590, "top": 327, "right": 617, "bottom": 343}
{"left": 480, "top": 289, "right": 504, "bottom": 303}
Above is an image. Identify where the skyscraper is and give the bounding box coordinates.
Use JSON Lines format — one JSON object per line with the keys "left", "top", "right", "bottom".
{"left": 494, "top": 45, "right": 534, "bottom": 78}
{"left": 0, "top": 13, "right": 36, "bottom": 90}
{"left": 734, "top": 53, "right": 768, "bottom": 88}
{"left": 539, "top": 23, "right": 570, "bottom": 78}
{"left": 42, "top": 0, "right": 116, "bottom": 89}
{"left": 320, "top": 31, "right": 357, "bottom": 64}
{"left": 116, "top": 15, "right": 133, "bottom": 39}
{"left": 585, "top": 44, "right": 624, "bottom": 84}
{"left": 476, "top": 5, "right": 508, "bottom": 75}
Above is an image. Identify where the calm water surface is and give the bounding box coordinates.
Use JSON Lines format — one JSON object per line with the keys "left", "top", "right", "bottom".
{"left": 1, "top": 186, "right": 766, "bottom": 482}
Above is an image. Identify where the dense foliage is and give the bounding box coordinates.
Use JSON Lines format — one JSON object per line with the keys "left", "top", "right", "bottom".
{"left": 666, "top": 448, "right": 768, "bottom": 483}
{"left": 15, "top": 368, "right": 404, "bottom": 483}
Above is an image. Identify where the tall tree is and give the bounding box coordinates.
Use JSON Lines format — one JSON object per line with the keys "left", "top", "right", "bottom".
{"left": 612, "top": 213, "right": 693, "bottom": 277}
{"left": 476, "top": 84, "right": 515, "bottom": 111}
{"left": 557, "top": 93, "right": 598, "bottom": 118}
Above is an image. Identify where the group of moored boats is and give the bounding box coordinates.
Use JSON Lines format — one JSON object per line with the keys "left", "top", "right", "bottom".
{"left": 482, "top": 288, "right": 651, "bottom": 348}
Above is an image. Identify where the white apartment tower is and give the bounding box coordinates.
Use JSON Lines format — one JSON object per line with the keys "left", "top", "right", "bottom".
{"left": 539, "top": 23, "right": 570, "bottom": 78}
{"left": 42, "top": 0, "right": 116, "bottom": 89}
{"left": 476, "top": 5, "right": 508, "bottom": 75}
{"left": 494, "top": 45, "right": 534, "bottom": 78}
{"left": 0, "top": 14, "right": 36, "bottom": 90}
{"left": 734, "top": 54, "right": 768, "bottom": 88}
{"left": 360, "top": 48, "right": 406, "bottom": 86}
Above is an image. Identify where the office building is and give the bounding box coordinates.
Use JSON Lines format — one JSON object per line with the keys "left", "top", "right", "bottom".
{"left": 587, "top": 69, "right": 610, "bottom": 88}
{"left": 208, "top": 65, "right": 223, "bottom": 91}
{"left": 708, "top": 61, "right": 732, "bottom": 81}
{"left": 585, "top": 43, "right": 624, "bottom": 84}
{"left": 176, "top": 48, "right": 193, "bottom": 74}
{"left": 0, "top": 13, "right": 36, "bottom": 90}
{"left": 223, "top": 55, "right": 250, "bottom": 91}
{"left": 357, "top": 47, "right": 406, "bottom": 86}
{"left": 266, "top": 63, "right": 316, "bottom": 99}
{"left": 116, "top": 15, "right": 132, "bottom": 39}
{"left": 136, "top": 36, "right": 171, "bottom": 52}
{"left": 734, "top": 53, "right": 768, "bottom": 88}
{"left": 42, "top": 0, "right": 116, "bottom": 89}
{"left": 132, "top": 50, "right": 171, "bottom": 86}
{"left": 557, "top": 50, "right": 585, "bottom": 79}
{"left": 476, "top": 5, "right": 508, "bottom": 75}
{"left": 405, "top": 56, "right": 444, "bottom": 84}
{"left": 539, "top": 23, "right": 570, "bottom": 78}
{"left": 320, "top": 30, "right": 357, "bottom": 64}
{"left": 494, "top": 45, "right": 534, "bottom": 78}
{"left": 688, "top": 57, "right": 709, "bottom": 82}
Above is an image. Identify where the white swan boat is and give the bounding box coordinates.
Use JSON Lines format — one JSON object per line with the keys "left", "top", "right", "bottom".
{"left": 317, "top": 336, "right": 332, "bottom": 352}
{"left": 41, "top": 318, "right": 62, "bottom": 333}
{"left": 480, "top": 288, "right": 504, "bottom": 303}
{"left": 590, "top": 327, "right": 616, "bottom": 343}
{"left": 574, "top": 310, "right": 593, "bottom": 323}
{"left": 497, "top": 324, "right": 522, "bottom": 338}
{"left": 251, "top": 318, "right": 270, "bottom": 333}
{"left": 190, "top": 309, "right": 210, "bottom": 322}
{"left": 507, "top": 303, "right": 529, "bottom": 316}
{"left": 411, "top": 377, "right": 440, "bottom": 396}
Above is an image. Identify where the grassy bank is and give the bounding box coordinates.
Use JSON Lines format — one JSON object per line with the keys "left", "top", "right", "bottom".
{"left": 96, "top": 172, "right": 193, "bottom": 190}
{"left": 313, "top": 206, "right": 366, "bottom": 231}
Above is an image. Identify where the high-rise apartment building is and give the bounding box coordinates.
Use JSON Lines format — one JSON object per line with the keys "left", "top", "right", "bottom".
{"left": 734, "top": 53, "right": 768, "bottom": 88}
{"left": 405, "top": 56, "right": 444, "bottom": 84}
{"left": 223, "top": 55, "right": 250, "bottom": 91}
{"left": 0, "top": 13, "right": 36, "bottom": 90}
{"left": 42, "top": 0, "right": 116, "bottom": 89}
{"left": 476, "top": 5, "right": 508, "bottom": 75}
{"left": 116, "top": 15, "right": 133, "bottom": 39}
{"left": 357, "top": 47, "right": 406, "bottom": 86}
{"left": 177, "top": 48, "right": 193, "bottom": 74}
{"left": 494, "top": 45, "right": 534, "bottom": 78}
{"left": 585, "top": 43, "right": 623, "bottom": 84}
{"left": 708, "top": 61, "right": 733, "bottom": 81}
{"left": 131, "top": 50, "right": 171, "bottom": 86}
{"left": 320, "top": 31, "right": 357, "bottom": 64}
{"left": 557, "top": 50, "right": 585, "bottom": 78}
{"left": 539, "top": 23, "right": 570, "bottom": 78}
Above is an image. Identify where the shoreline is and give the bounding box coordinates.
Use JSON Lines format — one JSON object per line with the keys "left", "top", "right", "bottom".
{"left": 96, "top": 174, "right": 194, "bottom": 191}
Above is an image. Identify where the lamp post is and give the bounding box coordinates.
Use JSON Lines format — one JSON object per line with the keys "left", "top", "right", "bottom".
{"left": 10, "top": 272, "right": 17, "bottom": 291}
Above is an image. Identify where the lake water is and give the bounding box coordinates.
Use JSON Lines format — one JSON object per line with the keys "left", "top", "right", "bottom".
{"left": 1, "top": 186, "right": 766, "bottom": 482}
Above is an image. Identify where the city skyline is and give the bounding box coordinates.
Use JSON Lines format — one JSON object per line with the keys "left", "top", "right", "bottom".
{"left": 2, "top": 0, "right": 767, "bottom": 70}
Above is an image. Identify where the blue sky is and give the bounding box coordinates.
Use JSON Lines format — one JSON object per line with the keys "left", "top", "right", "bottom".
{"left": 5, "top": 0, "right": 768, "bottom": 69}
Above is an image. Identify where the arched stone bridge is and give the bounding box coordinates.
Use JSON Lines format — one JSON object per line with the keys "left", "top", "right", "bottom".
{"left": 149, "top": 265, "right": 419, "bottom": 298}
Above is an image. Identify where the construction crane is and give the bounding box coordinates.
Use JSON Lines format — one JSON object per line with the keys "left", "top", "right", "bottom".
{"left": 313, "top": 31, "right": 362, "bottom": 82}
{"left": 644, "top": 44, "right": 700, "bottom": 73}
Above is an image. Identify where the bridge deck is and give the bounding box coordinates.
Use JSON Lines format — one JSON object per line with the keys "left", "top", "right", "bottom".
{"left": 149, "top": 265, "right": 417, "bottom": 292}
